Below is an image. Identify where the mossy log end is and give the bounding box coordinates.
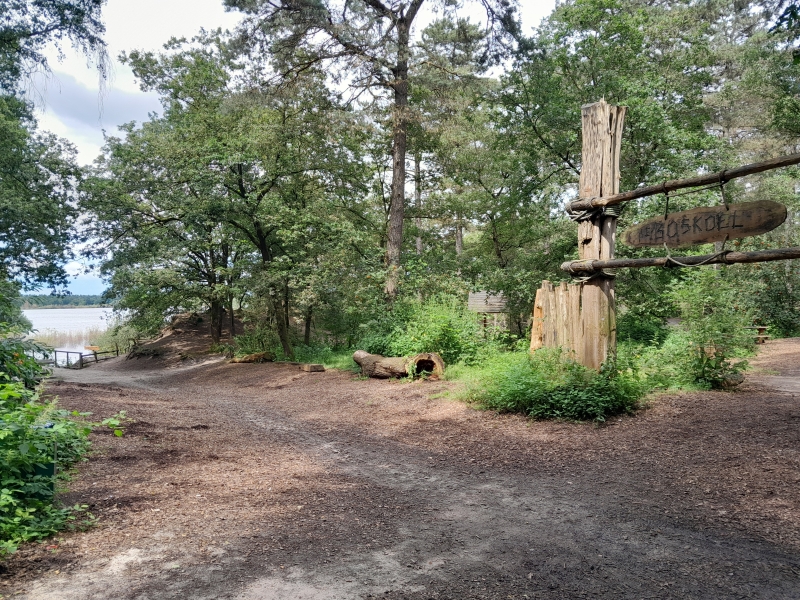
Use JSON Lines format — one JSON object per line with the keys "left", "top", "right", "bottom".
{"left": 352, "top": 350, "right": 445, "bottom": 379}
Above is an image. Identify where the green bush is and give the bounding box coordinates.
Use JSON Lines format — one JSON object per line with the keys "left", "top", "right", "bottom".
{"left": 0, "top": 380, "right": 92, "bottom": 556}
{"left": 234, "top": 325, "right": 282, "bottom": 356}
{"left": 0, "top": 322, "right": 94, "bottom": 557}
{"left": 617, "top": 309, "right": 667, "bottom": 345}
{"left": 668, "top": 269, "right": 754, "bottom": 389}
{"left": 465, "top": 348, "right": 645, "bottom": 422}
{"left": 361, "top": 295, "right": 482, "bottom": 365}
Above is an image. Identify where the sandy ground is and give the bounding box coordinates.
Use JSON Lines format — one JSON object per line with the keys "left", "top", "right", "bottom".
{"left": 1, "top": 340, "right": 799, "bottom": 599}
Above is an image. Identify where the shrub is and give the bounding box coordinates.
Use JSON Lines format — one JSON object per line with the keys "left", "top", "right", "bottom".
{"left": 466, "top": 348, "right": 645, "bottom": 422}
{"left": 0, "top": 323, "right": 94, "bottom": 557}
{"left": 360, "top": 295, "right": 483, "bottom": 365}
{"left": 617, "top": 309, "right": 667, "bottom": 345}
{"left": 668, "top": 269, "right": 754, "bottom": 389}
{"left": 0, "top": 380, "right": 92, "bottom": 557}
{"left": 234, "top": 325, "right": 282, "bottom": 357}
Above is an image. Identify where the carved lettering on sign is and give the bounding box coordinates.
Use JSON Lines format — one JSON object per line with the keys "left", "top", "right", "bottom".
{"left": 623, "top": 200, "right": 787, "bottom": 248}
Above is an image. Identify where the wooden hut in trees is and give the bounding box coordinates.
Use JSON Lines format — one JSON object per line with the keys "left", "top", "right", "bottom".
{"left": 468, "top": 291, "right": 508, "bottom": 330}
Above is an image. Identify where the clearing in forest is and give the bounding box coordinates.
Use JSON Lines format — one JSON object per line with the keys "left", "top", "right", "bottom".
{"left": 1, "top": 340, "right": 799, "bottom": 599}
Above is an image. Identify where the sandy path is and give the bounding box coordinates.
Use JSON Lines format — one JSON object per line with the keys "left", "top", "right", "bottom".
{"left": 2, "top": 341, "right": 800, "bottom": 599}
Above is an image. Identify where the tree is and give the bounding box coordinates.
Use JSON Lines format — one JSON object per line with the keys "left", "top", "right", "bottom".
{"left": 0, "top": 0, "right": 106, "bottom": 91}
{"left": 84, "top": 36, "right": 368, "bottom": 357}
{"left": 223, "top": 0, "right": 520, "bottom": 298}
{"left": 0, "top": 0, "right": 107, "bottom": 296}
{"left": 0, "top": 96, "right": 81, "bottom": 289}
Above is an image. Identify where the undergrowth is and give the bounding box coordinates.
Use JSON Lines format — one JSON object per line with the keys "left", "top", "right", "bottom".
{"left": 452, "top": 347, "right": 646, "bottom": 422}
{"left": 0, "top": 325, "right": 124, "bottom": 558}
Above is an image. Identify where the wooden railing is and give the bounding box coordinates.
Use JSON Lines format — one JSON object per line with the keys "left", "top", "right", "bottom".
{"left": 51, "top": 348, "right": 120, "bottom": 369}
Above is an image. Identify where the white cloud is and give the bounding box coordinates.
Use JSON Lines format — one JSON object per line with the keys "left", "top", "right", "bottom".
{"left": 28, "top": 1, "right": 557, "bottom": 165}
{"left": 28, "top": 0, "right": 240, "bottom": 164}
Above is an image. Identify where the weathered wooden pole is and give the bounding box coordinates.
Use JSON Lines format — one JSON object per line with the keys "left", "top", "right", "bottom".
{"left": 562, "top": 246, "right": 800, "bottom": 274}
{"left": 576, "top": 101, "right": 626, "bottom": 369}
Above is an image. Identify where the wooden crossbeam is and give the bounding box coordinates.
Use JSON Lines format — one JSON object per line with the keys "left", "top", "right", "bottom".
{"left": 566, "top": 153, "right": 800, "bottom": 214}
{"left": 561, "top": 247, "right": 800, "bottom": 275}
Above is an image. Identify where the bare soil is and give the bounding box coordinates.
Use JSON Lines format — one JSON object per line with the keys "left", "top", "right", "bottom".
{"left": 2, "top": 339, "right": 800, "bottom": 599}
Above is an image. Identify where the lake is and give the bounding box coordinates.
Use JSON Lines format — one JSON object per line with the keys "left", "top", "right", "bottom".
{"left": 23, "top": 307, "right": 113, "bottom": 352}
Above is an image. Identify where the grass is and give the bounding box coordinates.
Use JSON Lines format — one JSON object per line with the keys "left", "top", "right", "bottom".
{"left": 28, "top": 327, "right": 107, "bottom": 349}
{"left": 286, "top": 346, "right": 360, "bottom": 372}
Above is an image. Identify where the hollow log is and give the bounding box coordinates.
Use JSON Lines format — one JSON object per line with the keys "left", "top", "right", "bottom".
{"left": 352, "top": 350, "right": 445, "bottom": 379}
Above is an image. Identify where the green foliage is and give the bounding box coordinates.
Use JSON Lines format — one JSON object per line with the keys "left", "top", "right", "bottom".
{"left": 292, "top": 346, "right": 358, "bottom": 371}
{"left": 234, "top": 324, "right": 281, "bottom": 357}
{"left": 667, "top": 269, "right": 755, "bottom": 389}
{"left": 0, "top": 331, "right": 49, "bottom": 389}
{"left": 0, "top": 0, "right": 106, "bottom": 92}
{"left": 0, "top": 380, "right": 93, "bottom": 556}
{"left": 0, "top": 96, "right": 81, "bottom": 289}
{"left": 0, "top": 279, "right": 31, "bottom": 330}
{"left": 387, "top": 296, "right": 481, "bottom": 365}
{"left": 0, "top": 319, "right": 98, "bottom": 557}
{"left": 92, "top": 321, "right": 140, "bottom": 354}
{"left": 617, "top": 309, "right": 668, "bottom": 345}
{"left": 463, "top": 348, "right": 644, "bottom": 422}
{"left": 358, "top": 295, "right": 482, "bottom": 365}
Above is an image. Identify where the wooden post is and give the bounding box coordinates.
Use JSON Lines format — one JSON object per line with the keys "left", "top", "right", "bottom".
{"left": 577, "top": 100, "right": 626, "bottom": 369}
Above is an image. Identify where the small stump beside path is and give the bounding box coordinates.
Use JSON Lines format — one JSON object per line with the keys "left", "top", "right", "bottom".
{"left": 352, "top": 350, "right": 445, "bottom": 379}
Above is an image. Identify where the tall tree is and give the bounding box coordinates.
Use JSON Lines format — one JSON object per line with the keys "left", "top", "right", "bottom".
{"left": 223, "top": 0, "right": 520, "bottom": 298}
{"left": 0, "top": 0, "right": 107, "bottom": 293}
{"left": 0, "top": 0, "right": 107, "bottom": 91}
{"left": 85, "top": 36, "right": 367, "bottom": 357}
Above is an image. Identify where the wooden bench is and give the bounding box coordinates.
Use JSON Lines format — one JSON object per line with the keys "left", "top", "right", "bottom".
{"left": 745, "top": 326, "right": 771, "bottom": 344}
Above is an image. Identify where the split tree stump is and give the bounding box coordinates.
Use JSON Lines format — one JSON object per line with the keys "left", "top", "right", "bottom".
{"left": 352, "top": 351, "right": 445, "bottom": 379}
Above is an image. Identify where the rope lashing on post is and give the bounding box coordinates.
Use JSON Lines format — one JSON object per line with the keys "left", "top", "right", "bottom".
{"left": 568, "top": 207, "right": 604, "bottom": 222}
{"left": 566, "top": 262, "right": 617, "bottom": 282}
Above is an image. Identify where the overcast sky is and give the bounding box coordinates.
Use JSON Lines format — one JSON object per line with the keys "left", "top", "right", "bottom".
{"left": 28, "top": 0, "right": 556, "bottom": 294}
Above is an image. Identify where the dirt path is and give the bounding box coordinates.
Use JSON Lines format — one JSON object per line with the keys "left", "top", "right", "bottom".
{"left": 2, "top": 341, "right": 800, "bottom": 599}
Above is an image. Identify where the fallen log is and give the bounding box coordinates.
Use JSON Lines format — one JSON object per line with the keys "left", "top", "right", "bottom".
{"left": 352, "top": 350, "right": 445, "bottom": 379}
{"left": 229, "top": 351, "right": 274, "bottom": 364}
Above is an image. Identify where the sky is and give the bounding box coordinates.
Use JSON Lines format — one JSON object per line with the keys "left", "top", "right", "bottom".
{"left": 28, "top": 0, "right": 557, "bottom": 295}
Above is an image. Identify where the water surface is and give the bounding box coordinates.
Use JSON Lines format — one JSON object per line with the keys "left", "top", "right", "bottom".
{"left": 23, "top": 307, "right": 112, "bottom": 352}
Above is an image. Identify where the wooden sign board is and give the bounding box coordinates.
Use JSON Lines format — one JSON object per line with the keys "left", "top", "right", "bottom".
{"left": 623, "top": 200, "right": 787, "bottom": 248}
{"left": 467, "top": 291, "right": 507, "bottom": 313}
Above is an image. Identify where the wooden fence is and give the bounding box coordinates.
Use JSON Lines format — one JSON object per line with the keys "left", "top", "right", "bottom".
{"left": 529, "top": 280, "right": 615, "bottom": 367}
{"left": 51, "top": 348, "right": 119, "bottom": 369}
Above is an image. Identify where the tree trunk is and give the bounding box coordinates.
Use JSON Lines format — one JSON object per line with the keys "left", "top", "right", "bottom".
{"left": 352, "top": 350, "right": 444, "bottom": 379}
{"left": 283, "top": 281, "right": 290, "bottom": 332}
{"left": 384, "top": 20, "right": 411, "bottom": 300}
{"left": 269, "top": 290, "right": 294, "bottom": 359}
{"left": 455, "top": 214, "right": 463, "bottom": 257}
{"left": 229, "top": 294, "right": 236, "bottom": 340}
{"left": 304, "top": 305, "right": 313, "bottom": 346}
{"left": 210, "top": 300, "right": 222, "bottom": 344}
{"left": 415, "top": 152, "right": 423, "bottom": 255}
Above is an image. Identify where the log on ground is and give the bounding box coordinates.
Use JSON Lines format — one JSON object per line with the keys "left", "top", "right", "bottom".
{"left": 229, "top": 352, "right": 274, "bottom": 364}
{"left": 352, "top": 350, "right": 445, "bottom": 379}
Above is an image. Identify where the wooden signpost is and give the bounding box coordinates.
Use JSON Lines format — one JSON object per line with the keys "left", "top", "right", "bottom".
{"left": 531, "top": 100, "right": 800, "bottom": 370}
{"left": 623, "top": 200, "right": 787, "bottom": 248}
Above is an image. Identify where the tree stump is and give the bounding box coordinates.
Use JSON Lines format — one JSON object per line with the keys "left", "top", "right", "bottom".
{"left": 352, "top": 350, "right": 445, "bottom": 379}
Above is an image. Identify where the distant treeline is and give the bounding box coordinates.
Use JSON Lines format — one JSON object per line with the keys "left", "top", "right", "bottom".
{"left": 21, "top": 295, "right": 110, "bottom": 309}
